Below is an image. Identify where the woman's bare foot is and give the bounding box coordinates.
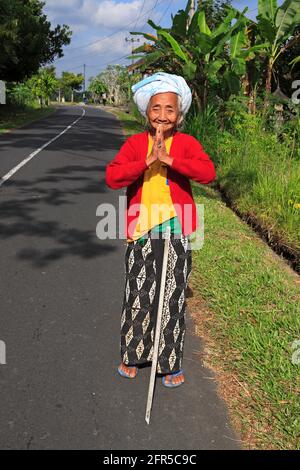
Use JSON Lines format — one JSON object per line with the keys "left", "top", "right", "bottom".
{"left": 118, "top": 362, "right": 138, "bottom": 378}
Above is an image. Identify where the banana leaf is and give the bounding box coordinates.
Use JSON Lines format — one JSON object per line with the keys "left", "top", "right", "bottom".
{"left": 130, "top": 51, "right": 163, "bottom": 71}
{"left": 171, "top": 9, "right": 189, "bottom": 38}
{"left": 231, "top": 57, "right": 247, "bottom": 75}
{"left": 239, "top": 42, "right": 270, "bottom": 59}
{"left": 132, "top": 44, "right": 155, "bottom": 54}
{"left": 198, "top": 11, "right": 212, "bottom": 36}
{"left": 197, "top": 32, "right": 214, "bottom": 54}
{"left": 223, "top": 70, "right": 241, "bottom": 94}
{"left": 258, "top": 0, "right": 278, "bottom": 21}
{"left": 275, "top": 0, "right": 300, "bottom": 42}
{"left": 290, "top": 55, "right": 300, "bottom": 68}
{"left": 230, "top": 30, "right": 247, "bottom": 59}
{"left": 157, "top": 29, "right": 191, "bottom": 63}
{"left": 130, "top": 32, "right": 158, "bottom": 42}
{"left": 187, "top": 10, "right": 200, "bottom": 38}
{"left": 127, "top": 55, "right": 147, "bottom": 60}
{"left": 211, "top": 7, "right": 240, "bottom": 38}
{"left": 147, "top": 19, "right": 163, "bottom": 31}
{"left": 257, "top": 16, "right": 277, "bottom": 43}
{"left": 205, "top": 59, "right": 225, "bottom": 76}
{"left": 182, "top": 62, "right": 197, "bottom": 80}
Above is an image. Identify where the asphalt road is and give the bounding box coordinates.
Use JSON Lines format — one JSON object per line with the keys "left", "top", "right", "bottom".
{"left": 0, "top": 105, "right": 241, "bottom": 450}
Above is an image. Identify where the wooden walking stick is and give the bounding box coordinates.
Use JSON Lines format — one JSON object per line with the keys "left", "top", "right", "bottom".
{"left": 145, "top": 226, "right": 171, "bottom": 425}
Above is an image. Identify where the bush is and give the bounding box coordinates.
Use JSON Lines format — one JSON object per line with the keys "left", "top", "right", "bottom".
{"left": 6, "top": 82, "right": 37, "bottom": 108}
{"left": 184, "top": 100, "right": 300, "bottom": 251}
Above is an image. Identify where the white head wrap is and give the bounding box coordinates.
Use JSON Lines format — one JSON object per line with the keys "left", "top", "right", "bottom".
{"left": 131, "top": 72, "right": 192, "bottom": 117}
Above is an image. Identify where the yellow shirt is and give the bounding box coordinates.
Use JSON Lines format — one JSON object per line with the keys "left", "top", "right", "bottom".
{"left": 127, "top": 133, "right": 177, "bottom": 242}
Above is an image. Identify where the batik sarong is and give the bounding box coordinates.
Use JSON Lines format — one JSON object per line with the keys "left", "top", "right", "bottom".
{"left": 120, "top": 232, "right": 192, "bottom": 374}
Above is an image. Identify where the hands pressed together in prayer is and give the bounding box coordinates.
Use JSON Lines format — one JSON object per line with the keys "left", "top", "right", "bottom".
{"left": 146, "top": 125, "right": 174, "bottom": 168}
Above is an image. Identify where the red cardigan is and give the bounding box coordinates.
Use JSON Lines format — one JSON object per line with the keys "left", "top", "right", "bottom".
{"left": 105, "top": 131, "right": 216, "bottom": 239}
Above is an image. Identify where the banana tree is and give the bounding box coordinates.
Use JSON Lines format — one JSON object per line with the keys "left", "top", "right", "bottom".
{"left": 254, "top": 0, "right": 300, "bottom": 104}
{"left": 129, "top": 3, "right": 252, "bottom": 111}
{"left": 27, "top": 69, "right": 58, "bottom": 107}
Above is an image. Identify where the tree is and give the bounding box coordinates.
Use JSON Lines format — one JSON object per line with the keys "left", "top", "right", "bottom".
{"left": 0, "top": 0, "right": 72, "bottom": 82}
{"left": 27, "top": 68, "right": 58, "bottom": 107}
{"left": 88, "top": 77, "right": 108, "bottom": 104}
{"left": 7, "top": 82, "right": 34, "bottom": 107}
{"left": 91, "top": 65, "right": 140, "bottom": 105}
{"left": 59, "top": 72, "right": 84, "bottom": 102}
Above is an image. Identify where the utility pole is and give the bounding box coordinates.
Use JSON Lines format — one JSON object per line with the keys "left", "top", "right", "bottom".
{"left": 125, "top": 37, "right": 140, "bottom": 72}
{"left": 83, "top": 63, "right": 86, "bottom": 101}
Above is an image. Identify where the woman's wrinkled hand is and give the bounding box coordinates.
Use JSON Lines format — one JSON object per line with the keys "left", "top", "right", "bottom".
{"left": 147, "top": 125, "right": 173, "bottom": 167}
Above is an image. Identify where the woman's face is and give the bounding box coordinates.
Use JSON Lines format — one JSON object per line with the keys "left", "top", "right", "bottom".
{"left": 147, "top": 92, "right": 180, "bottom": 134}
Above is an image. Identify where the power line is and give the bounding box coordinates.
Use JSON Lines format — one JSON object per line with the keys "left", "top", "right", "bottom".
{"left": 94, "top": 53, "right": 132, "bottom": 69}
{"left": 59, "top": 0, "right": 164, "bottom": 56}
{"left": 132, "top": 0, "right": 147, "bottom": 31}
{"left": 136, "top": 0, "right": 159, "bottom": 30}
{"left": 101, "top": 0, "right": 164, "bottom": 77}
{"left": 58, "top": 52, "right": 131, "bottom": 76}
{"left": 53, "top": 1, "right": 177, "bottom": 77}
{"left": 61, "top": 64, "right": 84, "bottom": 72}
{"left": 51, "top": 1, "right": 164, "bottom": 70}
{"left": 156, "top": 0, "right": 174, "bottom": 24}
{"left": 107, "top": 1, "right": 173, "bottom": 72}
{"left": 53, "top": 37, "right": 132, "bottom": 68}
{"left": 51, "top": 1, "right": 163, "bottom": 69}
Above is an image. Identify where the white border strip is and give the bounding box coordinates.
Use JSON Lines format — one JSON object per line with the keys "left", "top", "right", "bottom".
{"left": 0, "top": 107, "right": 86, "bottom": 188}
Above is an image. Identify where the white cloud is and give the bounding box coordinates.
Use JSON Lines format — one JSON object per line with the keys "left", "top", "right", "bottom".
{"left": 45, "top": 0, "right": 83, "bottom": 10}
{"left": 82, "top": 0, "right": 158, "bottom": 30}
{"left": 87, "top": 30, "right": 133, "bottom": 56}
{"left": 85, "top": 0, "right": 141, "bottom": 28}
{"left": 44, "top": 0, "right": 159, "bottom": 35}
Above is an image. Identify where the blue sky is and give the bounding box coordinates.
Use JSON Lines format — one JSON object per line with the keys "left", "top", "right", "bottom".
{"left": 44, "top": 0, "right": 283, "bottom": 83}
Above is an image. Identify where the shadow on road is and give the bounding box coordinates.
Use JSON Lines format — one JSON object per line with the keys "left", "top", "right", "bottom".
{"left": 0, "top": 172, "right": 117, "bottom": 267}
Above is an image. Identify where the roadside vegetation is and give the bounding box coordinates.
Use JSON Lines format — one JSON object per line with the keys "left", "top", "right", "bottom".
{"left": 0, "top": 0, "right": 72, "bottom": 131}
{"left": 0, "top": 104, "right": 56, "bottom": 133}
{"left": 1, "top": 0, "right": 299, "bottom": 449}
{"left": 112, "top": 0, "right": 300, "bottom": 448}
{"left": 108, "top": 103, "right": 145, "bottom": 136}
{"left": 189, "top": 182, "right": 300, "bottom": 449}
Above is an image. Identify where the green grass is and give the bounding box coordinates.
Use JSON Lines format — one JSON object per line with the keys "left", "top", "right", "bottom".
{"left": 107, "top": 108, "right": 144, "bottom": 136}
{"left": 190, "top": 183, "right": 300, "bottom": 449}
{"left": 0, "top": 104, "right": 57, "bottom": 133}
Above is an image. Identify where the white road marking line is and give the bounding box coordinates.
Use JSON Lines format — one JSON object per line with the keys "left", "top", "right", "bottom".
{"left": 0, "top": 107, "right": 86, "bottom": 188}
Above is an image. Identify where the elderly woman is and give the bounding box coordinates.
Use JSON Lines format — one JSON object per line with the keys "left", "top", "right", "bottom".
{"left": 105, "top": 72, "right": 216, "bottom": 388}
